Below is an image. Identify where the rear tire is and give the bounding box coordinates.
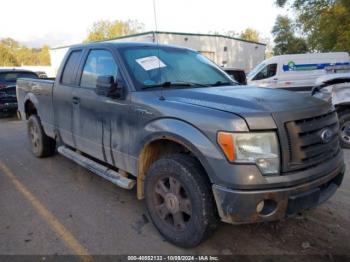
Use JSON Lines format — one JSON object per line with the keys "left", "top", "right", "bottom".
{"left": 144, "top": 154, "right": 219, "bottom": 248}
{"left": 27, "top": 115, "right": 56, "bottom": 157}
{"left": 338, "top": 110, "right": 350, "bottom": 149}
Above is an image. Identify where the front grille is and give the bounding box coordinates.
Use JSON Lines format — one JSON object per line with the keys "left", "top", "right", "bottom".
{"left": 284, "top": 111, "right": 340, "bottom": 171}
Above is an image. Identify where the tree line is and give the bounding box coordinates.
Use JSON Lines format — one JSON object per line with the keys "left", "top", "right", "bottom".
{"left": 0, "top": 38, "right": 50, "bottom": 66}
{"left": 272, "top": 0, "right": 350, "bottom": 55}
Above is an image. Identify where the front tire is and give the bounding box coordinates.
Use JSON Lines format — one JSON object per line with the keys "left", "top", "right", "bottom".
{"left": 144, "top": 154, "right": 218, "bottom": 248}
{"left": 338, "top": 110, "right": 350, "bottom": 149}
{"left": 27, "top": 115, "right": 56, "bottom": 157}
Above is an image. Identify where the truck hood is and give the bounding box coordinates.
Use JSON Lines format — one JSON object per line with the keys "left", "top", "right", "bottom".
{"left": 163, "top": 86, "right": 329, "bottom": 129}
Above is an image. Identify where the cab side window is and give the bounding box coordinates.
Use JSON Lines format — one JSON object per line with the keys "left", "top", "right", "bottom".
{"left": 253, "top": 63, "right": 277, "bottom": 80}
{"left": 80, "top": 50, "right": 118, "bottom": 89}
{"left": 61, "top": 50, "right": 82, "bottom": 85}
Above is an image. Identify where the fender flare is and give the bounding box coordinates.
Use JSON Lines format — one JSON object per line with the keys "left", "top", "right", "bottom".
{"left": 136, "top": 118, "right": 224, "bottom": 198}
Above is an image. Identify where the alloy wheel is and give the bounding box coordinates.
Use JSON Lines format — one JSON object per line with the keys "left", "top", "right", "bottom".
{"left": 153, "top": 176, "right": 192, "bottom": 232}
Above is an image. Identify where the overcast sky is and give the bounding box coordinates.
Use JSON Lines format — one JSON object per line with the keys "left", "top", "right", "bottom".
{"left": 0, "top": 0, "right": 288, "bottom": 48}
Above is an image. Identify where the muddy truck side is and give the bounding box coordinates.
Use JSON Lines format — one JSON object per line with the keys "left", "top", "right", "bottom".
{"left": 16, "top": 42, "right": 345, "bottom": 247}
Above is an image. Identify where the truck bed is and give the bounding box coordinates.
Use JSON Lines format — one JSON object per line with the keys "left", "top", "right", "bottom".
{"left": 16, "top": 78, "right": 55, "bottom": 129}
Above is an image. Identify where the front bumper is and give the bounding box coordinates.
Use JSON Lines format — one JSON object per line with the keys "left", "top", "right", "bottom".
{"left": 212, "top": 162, "right": 345, "bottom": 224}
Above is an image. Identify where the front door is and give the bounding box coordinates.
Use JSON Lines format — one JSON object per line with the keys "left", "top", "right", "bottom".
{"left": 72, "top": 49, "right": 131, "bottom": 170}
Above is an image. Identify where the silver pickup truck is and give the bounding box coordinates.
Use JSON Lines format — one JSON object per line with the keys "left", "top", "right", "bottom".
{"left": 16, "top": 42, "right": 345, "bottom": 247}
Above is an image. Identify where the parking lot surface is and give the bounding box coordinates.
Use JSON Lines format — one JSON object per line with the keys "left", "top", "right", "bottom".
{"left": 1, "top": 116, "right": 350, "bottom": 256}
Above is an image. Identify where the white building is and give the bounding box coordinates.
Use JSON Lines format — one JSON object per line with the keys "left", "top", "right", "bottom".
{"left": 50, "top": 31, "right": 266, "bottom": 75}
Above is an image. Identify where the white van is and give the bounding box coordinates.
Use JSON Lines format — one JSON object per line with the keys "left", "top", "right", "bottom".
{"left": 247, "top": 52, "right": 350, "bottom": 91}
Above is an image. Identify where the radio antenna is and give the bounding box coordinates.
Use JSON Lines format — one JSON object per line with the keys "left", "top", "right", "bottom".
{"left": 152, "top": 0, "right": 165, "bottom": 100}
{"left": 152, "top": 0, "right": 159, "bottom": 45}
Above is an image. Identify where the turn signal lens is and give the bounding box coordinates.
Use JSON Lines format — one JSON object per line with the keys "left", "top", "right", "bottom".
{"left": 217, "top": 132, "right": 235, "bottom": 161}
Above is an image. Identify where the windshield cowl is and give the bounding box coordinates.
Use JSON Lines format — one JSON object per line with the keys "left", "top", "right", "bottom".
{"left": 142, "top": 80, "right": 237, "bottom": 89}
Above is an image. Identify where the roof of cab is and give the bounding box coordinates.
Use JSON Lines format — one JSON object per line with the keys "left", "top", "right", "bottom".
{"left": 67, "top": 41, "right": 197, "bottom": 53}
{"left": 51, "top": 31, "right": 267, "bottom": 50}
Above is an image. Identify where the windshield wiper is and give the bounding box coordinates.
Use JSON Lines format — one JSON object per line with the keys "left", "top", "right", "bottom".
{"left": 142, "top": 81, "right": 209, "bottom": 89}
{"left": 210, "top": 80, "right": 237, "bottom": 86}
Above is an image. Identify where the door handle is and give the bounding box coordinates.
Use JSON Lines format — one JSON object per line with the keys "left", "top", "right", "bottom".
{"left": 72, "top": 97, "right": 80, "bottom": 105}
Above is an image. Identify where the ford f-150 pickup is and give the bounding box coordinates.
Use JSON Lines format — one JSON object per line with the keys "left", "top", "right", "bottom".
{"left": 16, "top": 42, "right": 345, "bottom": 247}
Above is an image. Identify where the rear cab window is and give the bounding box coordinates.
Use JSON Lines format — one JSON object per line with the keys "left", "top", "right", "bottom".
{"left": 224, "top": 69, "right": 246, "bottom": 84}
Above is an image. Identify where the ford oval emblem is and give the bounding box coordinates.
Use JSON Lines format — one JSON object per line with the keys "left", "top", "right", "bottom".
{"left": 320, "top": 129, "right": 333, "bottom": 143}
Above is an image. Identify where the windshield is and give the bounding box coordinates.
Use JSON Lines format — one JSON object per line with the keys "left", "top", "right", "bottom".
{"left": 119, "top": 46, "right": 235, "bottom": 90}
{"left": 247, "top": 62, "right": 266, "bottom": 78}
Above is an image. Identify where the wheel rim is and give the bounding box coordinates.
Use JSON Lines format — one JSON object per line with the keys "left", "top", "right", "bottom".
{"left": 340, "top": 120, "right": 350, "bottom": 144}
{"left": 29, "top": 123, "right": 40, "bottom": 152}
{"left": 153, "top": 176, "right": 192, "bottom": 232}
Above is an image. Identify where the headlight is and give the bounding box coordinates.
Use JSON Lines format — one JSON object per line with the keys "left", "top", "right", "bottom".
{"left": 217, "top": 132, "right": 280, "bottom": 175}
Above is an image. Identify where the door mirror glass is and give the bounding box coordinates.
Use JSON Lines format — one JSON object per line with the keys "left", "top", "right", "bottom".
{"left": 96, "top": 75, "right": 113, "bottom": 96}
{"left": 96, "top": 75, "right": 122, "bottom": 98}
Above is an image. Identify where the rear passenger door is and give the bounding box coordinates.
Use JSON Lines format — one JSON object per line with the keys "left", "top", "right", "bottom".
{"left": 53, "top": 49, "right": 83, "bottom": 147}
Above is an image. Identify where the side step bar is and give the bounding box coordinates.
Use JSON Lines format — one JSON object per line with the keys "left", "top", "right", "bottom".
{"left": 57, "top": 146, "right": 136, "bottom": 190}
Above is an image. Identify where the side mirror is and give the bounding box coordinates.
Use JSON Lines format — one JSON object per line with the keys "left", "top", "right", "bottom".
{"left": 96, "top": 75, "right": 122, "bottom": 98}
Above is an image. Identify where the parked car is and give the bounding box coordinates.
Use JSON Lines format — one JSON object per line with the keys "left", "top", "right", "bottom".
{"left": 222, "top": 68, "right": 247, "bottom": 84}
{"left": 17, "top": 42, "right": 345, "bottom": 247}
{"left": 247, "top": 52, "right": 350, "bottom": 91}
{"left": 0, "top": 85, "right": 17, "bottom": 116}
{"left": 312, "top": 73, "right": 350, "bottom": 148}
{"left": 0, "top": 69, "right": 38, "bottom": 116}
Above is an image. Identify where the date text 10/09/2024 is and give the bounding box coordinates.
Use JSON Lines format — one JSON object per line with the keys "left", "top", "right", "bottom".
{"left": 127, "top": 256, "right": 219, "bottom": 261}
